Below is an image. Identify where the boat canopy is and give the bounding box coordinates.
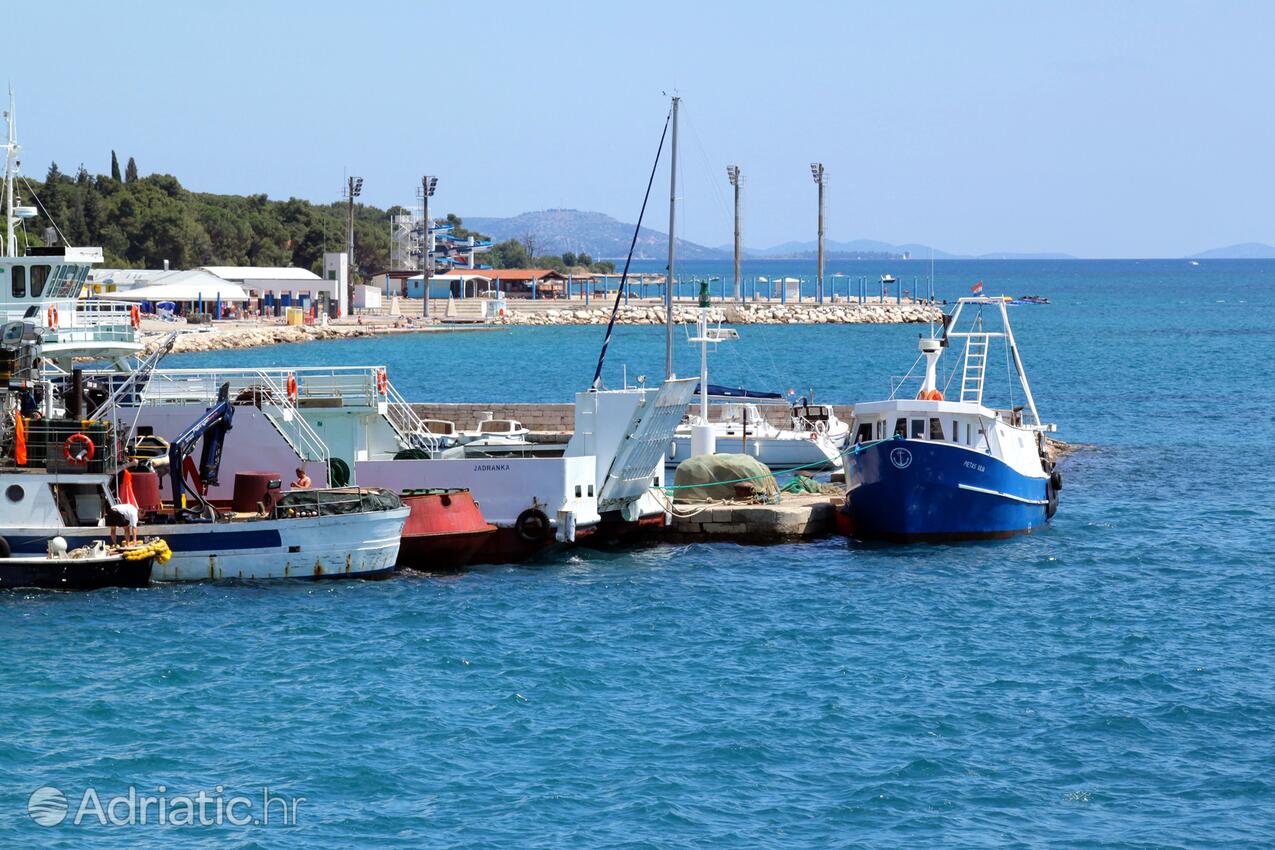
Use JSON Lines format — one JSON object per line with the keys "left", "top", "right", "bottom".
{"left": 693, "top": 383, "right": 784, "bottom": 400}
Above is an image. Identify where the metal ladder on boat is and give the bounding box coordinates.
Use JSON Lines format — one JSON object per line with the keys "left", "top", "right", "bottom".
{"left": 960, "top": 334, "right": 992, "bottom": 404}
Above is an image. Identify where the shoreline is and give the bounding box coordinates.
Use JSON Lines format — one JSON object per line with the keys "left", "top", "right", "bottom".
{"left": 144, "top": 301, "right": 943, "bottom": 356}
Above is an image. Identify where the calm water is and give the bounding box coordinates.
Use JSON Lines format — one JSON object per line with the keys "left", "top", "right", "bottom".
{"left": 3, "top": 260, "right": 1273, "bottom": 847}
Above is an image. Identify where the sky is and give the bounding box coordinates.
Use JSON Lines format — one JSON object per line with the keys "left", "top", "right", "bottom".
{"left": 9, "top": 1, "right": 1274, "bottom": 257}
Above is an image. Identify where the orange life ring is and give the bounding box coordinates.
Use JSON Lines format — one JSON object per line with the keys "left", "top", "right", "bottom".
{"left": 286, "top": 374, "right": 298, "bottom": 402}
{"left": 64, "top": 433, "right": 95, "bottom": 464}
{"left": 376, "top": 368, "right": 388, "bottom": 395}
{"left": 130, "top": 305, "right": 141, "bottom": 328}
{"left": 809, "top": 431, "right": 819, "bottom": 441}
{"left": 46, "top": 305, "right": 59, "bottom": 329}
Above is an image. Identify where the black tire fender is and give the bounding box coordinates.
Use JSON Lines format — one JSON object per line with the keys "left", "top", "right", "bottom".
{"left": 514, "top": 508, "right": 551, "bottom": 544}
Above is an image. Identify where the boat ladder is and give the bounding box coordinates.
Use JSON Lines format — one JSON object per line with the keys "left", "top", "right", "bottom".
{"left": 960, "top": 334, "right": 992, "bottom": 404}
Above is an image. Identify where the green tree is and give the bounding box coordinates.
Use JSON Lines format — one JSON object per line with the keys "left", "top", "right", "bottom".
{"left": 562, "top": 251, "right": 576, "bottom": 267}
{"left": 125, "top": 157, "right": 138, "bottom": 182}
{"left": 110, "top": 150, "right": 121, "bottom": 182}
{"left": 576, "top": 252, "right": 592, "bottom": 267}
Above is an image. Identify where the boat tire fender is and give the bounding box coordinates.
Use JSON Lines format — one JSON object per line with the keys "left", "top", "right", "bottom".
{"left": 1050, "top": 469, "right": 1062, "bottom": 492}
{"left": 515, "top": 508, "right": 551, "bottom": 544}
{"left": 0, "top": 536, "right": 9, "bottom": 558}
{"left": 1045, "top": 477, "right": 1059, "bottom": 519}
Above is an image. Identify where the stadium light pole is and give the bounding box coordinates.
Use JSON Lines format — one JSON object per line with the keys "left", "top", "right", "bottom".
{"left": 417, "top": 176, "right": 438, "bottom": 319}
{"left": 726, "top": 165, "right": 741, "bottom": 301}
{"left": 810, "top": 162, "right": 825, "bottom": 304}
{"left": 346, "top": 175, "right": 363, "bottom": 317}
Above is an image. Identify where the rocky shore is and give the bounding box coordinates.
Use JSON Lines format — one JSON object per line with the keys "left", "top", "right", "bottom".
{"left": 501, "top": 302, "right": 943, "bottom": 326}
{"left": 141, "top": 302, "right": 942, "bottom": 355}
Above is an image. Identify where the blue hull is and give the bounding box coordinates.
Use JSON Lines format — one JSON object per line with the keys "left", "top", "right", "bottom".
{"left": 843, "top": 439, "right": 1051, "bottom": 542}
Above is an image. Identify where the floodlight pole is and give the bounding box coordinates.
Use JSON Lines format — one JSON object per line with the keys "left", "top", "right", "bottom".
{"left": 422, "top": 176, "right": 432, "bottom": 320}
{"left": 811, "top": 162, "right": 825, "bottom": 304}
{"left": 727, "top": 165, "right": 741, "bottom": 301}
{"left": 346, "top": 175, "right": 361, "bottom": 317}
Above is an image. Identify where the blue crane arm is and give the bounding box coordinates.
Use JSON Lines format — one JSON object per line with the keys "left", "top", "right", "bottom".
{"left": 167, "top": 382, "right": 235, "bottom": 519}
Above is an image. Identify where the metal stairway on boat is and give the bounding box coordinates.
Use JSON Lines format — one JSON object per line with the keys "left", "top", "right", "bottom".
{"left": 960, "top": 334, "right": 991, "bottom": 404}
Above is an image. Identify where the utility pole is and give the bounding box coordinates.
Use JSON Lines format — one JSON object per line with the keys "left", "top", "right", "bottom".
{"left": 810, "top": 162, "right": 825, "bottom": 304}
{"left": 418, "top": 176, "right": 437, "bottom": 319}
{"left": 726, "top": 165, "right": 741, "bottom": 301}
{"left": 346, "top": 175, "right": 363, "bottom": 317}
{"left": 665, "top": 95, "right": 680, "bottom": 380}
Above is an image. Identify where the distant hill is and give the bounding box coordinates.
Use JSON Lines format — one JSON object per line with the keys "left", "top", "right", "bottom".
{"left": 463, "top": 209, "right": 1081, "bottom": 261}
{"left": 463, "top": 209, "right": 729, "bottom": 260}
{"left": 1187, "top": 242, "right": 1275, "bottom": 259}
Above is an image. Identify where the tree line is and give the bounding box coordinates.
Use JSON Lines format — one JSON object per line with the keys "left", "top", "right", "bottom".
{"left": 12, "top": 157, "right": 613, "bottom": 281}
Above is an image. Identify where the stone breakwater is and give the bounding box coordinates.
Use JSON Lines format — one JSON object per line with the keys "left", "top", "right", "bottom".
{"left": 140, "top": 323, "right": 419, "bottom": 356}
{"left": 500, "top": 302, "right": 942, "bottom": 326}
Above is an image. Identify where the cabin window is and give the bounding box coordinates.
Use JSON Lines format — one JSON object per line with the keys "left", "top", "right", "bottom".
{"left": 952, "top": 420, "right": 960, "bottom": 444}
{"left": 876, "top": 420, "right": 884, "bottom": 440}
{"left": 910, "top": 419, "right": 926, "bottom": 439}
{"left": 11, "top": 265, "right": 24, "bottom": 298}
{"left": 29, "top": 264, "right": 50, "bottom": 298}
{"left": 855, "top": 422, "right": 873, "bottom": 444}
{"left": 893, "top": 418, "right": 906, "bottom": 437}
{"left": 928, "top": 418, "right": 944, "bottom": 440}
{"left": 966, "top": 423, "right": 973, "bottom": 445}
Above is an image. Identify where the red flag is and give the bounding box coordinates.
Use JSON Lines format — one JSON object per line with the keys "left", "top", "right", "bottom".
{"left": 971, "top": 281, "right": 984, "bottom": 294}
{"left": 14, "top": 415, "right": 26, "bottom": 466}
{"left": 119, "top": 468, "right": 139, "bottom": 508}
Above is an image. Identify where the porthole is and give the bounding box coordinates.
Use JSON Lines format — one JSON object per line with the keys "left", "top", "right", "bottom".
{"left": 5, "top": 484, "right": 23, "bottom": 502}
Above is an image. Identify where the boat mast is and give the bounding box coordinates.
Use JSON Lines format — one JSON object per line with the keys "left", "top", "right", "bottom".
{"left": 664, "top": 95, "right": 679, "bottom": 380}
{"left": 3, "top": 90, "right": 17, "bottom": 257}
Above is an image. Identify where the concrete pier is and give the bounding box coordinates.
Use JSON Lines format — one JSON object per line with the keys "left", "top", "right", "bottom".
{"left": 665, "top": 492, "right": 841, "bottom": 542}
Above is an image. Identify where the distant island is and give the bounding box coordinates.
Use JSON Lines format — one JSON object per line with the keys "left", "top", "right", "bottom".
{"left": 1187, "top": 242, "right": 1275, "bottom": 260}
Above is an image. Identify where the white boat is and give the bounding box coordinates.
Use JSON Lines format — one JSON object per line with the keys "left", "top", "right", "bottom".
{"left": 669, "top": 401, "right": 844, "bottom": 470}
{"left": 665, "top": 292, "right": 843, "bottom": 471}
{"left": 457, "top": 417, "right": 533, "bottom": 451}
{"left": 84, "top": 365, "right": 695, "bottom": 562}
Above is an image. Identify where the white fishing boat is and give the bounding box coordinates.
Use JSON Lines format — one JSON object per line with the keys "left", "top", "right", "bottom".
{"left": 665, "top": 284, "right": 844, "bottom": 471}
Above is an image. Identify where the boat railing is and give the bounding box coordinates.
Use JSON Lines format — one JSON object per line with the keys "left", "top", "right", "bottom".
{"left": 383, "top": 379, "right": 439, "bottom": 454}
{"left": 122, "top": 368, "right": 331, "bottom": 464}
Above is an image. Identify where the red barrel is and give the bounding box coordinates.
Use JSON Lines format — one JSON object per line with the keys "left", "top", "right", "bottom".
{"left": 129, "top": 470, "right": 164, "bottom": 514}
{"left": 232, "top": 471, "right": 282, "bottom": 513}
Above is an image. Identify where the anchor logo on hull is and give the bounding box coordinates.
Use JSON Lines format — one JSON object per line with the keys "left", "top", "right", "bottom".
{"left": 889, "top": 447, "right": 913, "bottom": 469}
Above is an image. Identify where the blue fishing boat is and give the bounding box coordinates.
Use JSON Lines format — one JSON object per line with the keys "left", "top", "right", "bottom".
{"left": 841, "top": 296, "right": 1061, "bottom": 541}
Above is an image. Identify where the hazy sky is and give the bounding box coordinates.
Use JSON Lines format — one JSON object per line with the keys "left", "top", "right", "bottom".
{"left": 10, "top": 1, "right": 1273, "bottom": 257}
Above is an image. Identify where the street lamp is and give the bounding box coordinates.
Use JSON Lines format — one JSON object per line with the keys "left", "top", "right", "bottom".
{"left": 726, "top": 165, "right": 741, "bottom": 301}
{"left": 810, "top": 163, "right": 825, "bottom": 304}
{"left": 416, "top": 176, "right": 438, "bottom": 318}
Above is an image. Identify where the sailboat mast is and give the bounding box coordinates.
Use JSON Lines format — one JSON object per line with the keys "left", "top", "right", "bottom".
{"left": 664, "top": 95, "right": 679, "bottom": 380}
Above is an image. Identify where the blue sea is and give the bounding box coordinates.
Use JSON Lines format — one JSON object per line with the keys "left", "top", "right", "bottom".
{"left": 3, "top": 259, "right": 1273, "bottom": 847}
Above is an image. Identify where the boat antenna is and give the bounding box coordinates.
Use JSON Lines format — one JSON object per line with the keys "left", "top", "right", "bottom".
{"left": 589, "top": 104, "right": 672, "bottom": 391}
{"left": 665, "top": 95, "right": 680, "bottom": 380}
{"left": 3, "top": 88, "right": 17, "bottom": 257}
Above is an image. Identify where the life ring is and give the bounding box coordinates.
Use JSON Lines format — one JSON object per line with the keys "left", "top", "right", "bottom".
{"left": 376, "top": 368, "right": 388, "bottom": 396}
{"left": 130, "top": 304, "right": 141, "bottom": 328}
{"left": 286, "top": 374, "right": 298, "bottom": 403}
{"left": 809, "top": 431, "right": 819, "bottom": 442}
{"left": 46, "top": 305, "right": 59, "bottom": 329}
{"left": 64, "top": 433, "right": 95, "bottom": 464}
{"left": 514, "top": 508, "right": 551, "bottom": 544}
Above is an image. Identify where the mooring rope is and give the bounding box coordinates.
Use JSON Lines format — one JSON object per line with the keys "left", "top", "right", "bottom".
{"left": 590, "top": 107, "right": 672, "bottom": 390}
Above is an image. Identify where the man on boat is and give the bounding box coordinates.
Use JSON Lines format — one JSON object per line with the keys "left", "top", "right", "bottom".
{"left": 292, "top": 467, "right": 312, "bottom": 489}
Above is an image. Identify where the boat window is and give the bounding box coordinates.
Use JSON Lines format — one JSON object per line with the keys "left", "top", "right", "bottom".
{"left": 11, "top": 265, "right": 25, "bottom": 298}
{"left": 893, "top": 418, "right": 906, "bottom": 437}
{"left": 966, "top": 423, "right": 972, "bottom": 445}
{"left": 910, "top": 419, "right": 925, "bottom": 439}
{"left": 929, "top": 418, "right": 944, "bottom": 440}
{"left": 51, "top": 482, "right": 109, "bottom": 527}
{"left": 876, "top": 420, "right": 884, "bottom": 440}
{"left": 952, "top": 420, "right": 959, "bottom": 444}
{"left": 855, "top": 422, "right": 873, "bottom": 444}
{"left": 29, "top": 264, "right": 50, "bottom": 298}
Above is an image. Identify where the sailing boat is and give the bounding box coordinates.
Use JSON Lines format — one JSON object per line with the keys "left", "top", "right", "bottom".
{"left": 840, "top": 296, "right": 1061, "bottom": 541}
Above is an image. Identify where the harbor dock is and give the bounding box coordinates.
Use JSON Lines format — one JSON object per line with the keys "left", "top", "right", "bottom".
{"left": 665, "top": 491, "right": 841, "bottom": 542}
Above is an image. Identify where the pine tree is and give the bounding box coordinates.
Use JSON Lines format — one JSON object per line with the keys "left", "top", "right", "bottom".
{"left": 125, "top": 156, "right": 138, "bottom": 182}
{"left": 110, "top": 150, "right": 121, "bottom": 182}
